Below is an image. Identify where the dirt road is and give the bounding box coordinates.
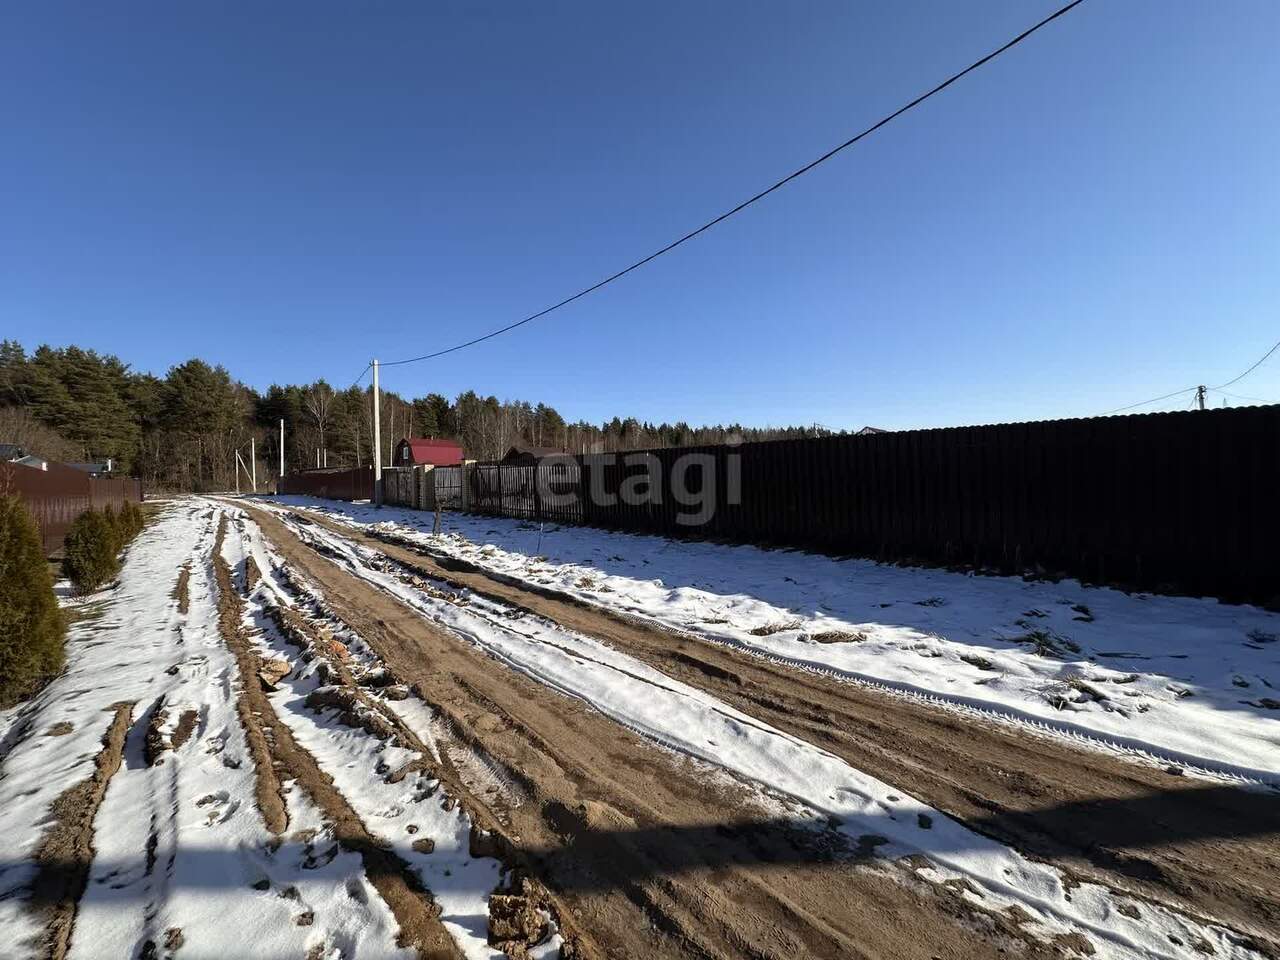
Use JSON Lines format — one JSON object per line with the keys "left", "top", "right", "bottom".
{"left": 306, "top": 508, "right": 1280, "bottom": 940}
{"left": 10, "top": 499, "right": 1270, "bottom": 959}
{"left": 245, "top": 502, "right": 1280, "bottom": 959}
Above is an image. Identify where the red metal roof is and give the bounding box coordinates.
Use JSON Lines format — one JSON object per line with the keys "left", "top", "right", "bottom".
{"left": 397, "top": 437, "right": 464, "bottom": 466}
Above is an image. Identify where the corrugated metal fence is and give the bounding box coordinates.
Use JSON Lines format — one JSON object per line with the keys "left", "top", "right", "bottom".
{"left": 278, "top": 466, "right": 374, "bottom": 502}
{"left": 278, "top": 406, "right": 1280, "bottom": 601}
{"left": 1, "top": 461, "right": 144, "bottom": 554}
{"left": 470, "top": 406, "right": 1280, "bottom": 601}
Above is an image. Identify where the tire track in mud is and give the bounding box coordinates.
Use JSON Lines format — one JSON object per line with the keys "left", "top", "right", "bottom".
{"left": 243, "top": 503, "right": 1173, "bottom": 960}
{"left": 274, "top": 505, "right": 1280, "bottom": 953}
{"left": 29, "top": 701, "right": 134, "bottom": 960}
{"left": 242, "top": 547, "right": 580, "bottom": 959}
{"left": 211, "top": 515, "right": 465, "bottom": 960}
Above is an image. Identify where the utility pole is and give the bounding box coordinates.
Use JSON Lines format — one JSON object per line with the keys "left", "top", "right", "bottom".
{"left": 250, "top": 437, "right": 256, "bottom": 491}
{"left": 1195, "top": 385, "right": 1207, "bottom": 411}
{"left": 235, "top": 449, "right": 251, "bottom": 494}
{"left": 371, "top": 359, "right": 382, "bottom": 506}
{"left": 279, "top": 418, "right": 285, "bottom": 480}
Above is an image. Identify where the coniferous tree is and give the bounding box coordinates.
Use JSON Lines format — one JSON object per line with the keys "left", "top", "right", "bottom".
{"left": 0, "top": 496, "right": 65, "bottom": 706}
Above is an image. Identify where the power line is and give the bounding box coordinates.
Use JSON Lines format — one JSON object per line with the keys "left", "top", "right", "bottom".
{"left": 1098, "top": 337, "right": 1280, "bottom": 416}
{"left": 378, "top": 0, "right": 1087, "bottom": 369}
{"left": 1098, "top": 386, "right": 1198, "bottom": 417}
{"left": 347, "top": 362, "right": 372, "bottom": 392}
{"left": 1209, "top": 387, "right": 1267, "bottom": 403}
{"left": 1211, "top": 337, "right": 1280, "bottom": 390}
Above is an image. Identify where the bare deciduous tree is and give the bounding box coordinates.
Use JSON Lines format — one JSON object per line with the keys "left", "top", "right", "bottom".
{"left": 304, "top": 381, "right": 335, "bottom": 465}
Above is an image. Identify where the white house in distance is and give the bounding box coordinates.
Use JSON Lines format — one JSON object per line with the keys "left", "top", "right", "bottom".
{"left": 65, "top": 459, "right": 115, "bottom": 477}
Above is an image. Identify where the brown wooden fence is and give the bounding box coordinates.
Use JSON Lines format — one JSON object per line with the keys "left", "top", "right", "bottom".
{"left": 1, "top": 461, "right": 144, "bottom": 554}
{"left": 461, "top": 406, "right": 1280, "bottom": 602}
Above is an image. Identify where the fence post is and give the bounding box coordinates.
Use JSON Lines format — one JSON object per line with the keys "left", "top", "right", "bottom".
{"left": 420, "top": 465, "right": 434, "bottom": 511}
{"left": 460, "top": 460, "right": 474, "bottom": 512}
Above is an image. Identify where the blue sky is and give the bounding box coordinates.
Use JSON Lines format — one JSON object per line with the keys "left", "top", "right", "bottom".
{"left": 3, "top": 1, "right": 1278, "bottom": 430}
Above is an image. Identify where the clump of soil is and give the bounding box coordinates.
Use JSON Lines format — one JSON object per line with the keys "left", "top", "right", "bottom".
{"left": 244, "top": 554, "right": 262, "bottom": 593}
{"left": 1016, "top": 627, "right": 1081, "bottom": 659}
{"left": 749, "top": 619, "right": 803, "bottom": 637}
{"left": 258, "top": 658, "right": 291, "bottom": 691}
{"left": 1051, "top": 931, "right": 1096, "bottom": 956}
{"left": 488, "top": 875, "right": 554, "bottom": 957}
{"left": 172, "top": 563, "right": 191, "bottom": 614}
{"left": 144, "top": 697, "right": 200, "bottom": 765}
{"left": 143, "top": 697, "right": 170, "bottom": 767}
{"left": 170, "top": 709, "right": 198, "bottom": 751}
{"left": 1067, "top": 678, "right": 1108, "bottom": 703}
{"left": 304, "top": 686, "right": 397, "bottom": 740}
{"left": 808, "top": 630, "right": 867, "bottom": 644}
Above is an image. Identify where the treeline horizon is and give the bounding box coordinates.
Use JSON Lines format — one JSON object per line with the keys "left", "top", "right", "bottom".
{"left": 0, "top": 341, "right": 844, "bottom": 491}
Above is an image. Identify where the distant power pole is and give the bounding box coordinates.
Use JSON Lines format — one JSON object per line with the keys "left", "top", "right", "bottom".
{"left": 371, "top": 359, "right": 382, "bottom": 506}
{"left": 1195, "top": 385, "right": 1207, "bottom": 411}
{"left": 279, "top": 418, "right": 285, "bottom": 478}
{"left": 250, "top": 437, "right": 257, "bottom": 491}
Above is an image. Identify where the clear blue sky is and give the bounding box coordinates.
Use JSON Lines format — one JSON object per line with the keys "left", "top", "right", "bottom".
{"left": 3, "top": 1, "right": 1278, "bottom": 430}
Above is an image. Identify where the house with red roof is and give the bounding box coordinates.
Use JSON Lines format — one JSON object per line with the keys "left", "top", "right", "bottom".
{"left": 393, "top": 437, "right": 464, "bottom": 467}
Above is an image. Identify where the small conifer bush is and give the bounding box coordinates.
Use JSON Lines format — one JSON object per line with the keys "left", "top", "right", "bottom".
{"left": 0, "top": 496, "right": 65, "bottom": 706}
{"left": 62, "top": 509, "right": 120, "bottom": 594}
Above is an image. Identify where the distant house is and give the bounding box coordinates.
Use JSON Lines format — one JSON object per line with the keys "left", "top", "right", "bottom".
{"left": 1, "top": 443, "right": 50, "bottom": 471}
{"left": 393, "top": 438, "right": 464, "bottom": 467}
{"left": 499, "top": 441, "right": 565, "bottom": 465}
{"left": 856, "top": 426, "right": 888, "bottom": 436}
{"left": 65, "top": 459, "right": 114, "bottom": 477}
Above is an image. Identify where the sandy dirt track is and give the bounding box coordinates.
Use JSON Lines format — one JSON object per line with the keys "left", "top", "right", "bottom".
{"left": 305, "top": 509, "right": 1280, "bottom": 943}
{"left": 212, "top": 516, "right": 465, "bottom": 959}
{"left": 245, "top": 503, "right": 1280, "bottom": 959}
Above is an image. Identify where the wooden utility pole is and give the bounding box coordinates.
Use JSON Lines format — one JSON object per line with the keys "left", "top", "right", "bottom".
{"left": 372, "top": 359, "right": 382, "bottom": 506}
{"left": 1195, "top": 385, "right": 1207, "bottom": 411}
{"left": 279, "top": 418, "right": 285, "bottom": 480}
{"left": 250, "top": 437, "right": 256, "bottom": 491}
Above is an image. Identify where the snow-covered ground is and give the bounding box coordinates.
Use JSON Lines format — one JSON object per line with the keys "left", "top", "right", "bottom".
{"left": 253, "top": 501, "right": 1268, "bottom": 960}
{"left": 0, "top": 502, "right": 409, "bottom": 960}
{"left": 3, "top": 495, "right": 1274, "bottom": 959}
{"left": 257, "top": 497, "right": 1280, "bottom": 786}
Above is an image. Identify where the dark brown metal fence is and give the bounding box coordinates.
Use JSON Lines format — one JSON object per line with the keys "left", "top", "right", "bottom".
{"left": 469, "top": 461, "right": 583, "bottom": 523}
{"left": 433, "top": 465, "right": 464, "bottom": 511}
{"left": 278, "top": 466, "right": 374, "bottom": 501}
{"left": 463, "top": 406, "right": 1280, "bottom": 602}
{"left": 1, "top": 461, "right": 144, "bottom": 554}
